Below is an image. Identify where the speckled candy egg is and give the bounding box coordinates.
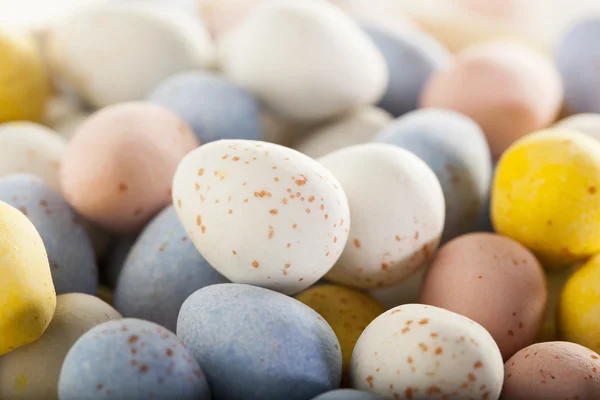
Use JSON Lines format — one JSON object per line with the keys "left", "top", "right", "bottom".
{"left": 47, "top": 3, "right": 214, "bottom": 108}
{"left": 114, "top": 205, "right": 229, "bottom": 331}
{"left": 491, "top": 129, "right": 600, "bottom": 269}
{"left": 61, "top": 102, "right": 199, "bottom": 234}
{"left": 294, "top": 107, "right": 393, "bottom": 159}
{"left": 312, "top": 389, "right": 384, "bottom": 400}
{"left": 177, "top": 283, "right": 342, "bottom": 400}
{"left": 0, "top": 201, "right": 56, "bottom": 355}
{"left": 172, "top": 139, "right": 350, "bottom": 295}
{"left": 420, "top": 233, "right": 547, "bottom": 360}
{"left": 0, "top": 174, "right": 97, "bottom": 294}
{"left": 218, "top": 0, "right": 388, "bottom": 122}
{"left": 0, "top": 293, "right": 121, "bottom": 400}
{"left": 375, "top": 108, "right": 491, "bottom": 243}
{"left": 501, "top": 341, "right": 600, "bottom": 400}
{"left": 555, "top": 113, "right": 600, "bottom": 142}
{"left": 318, "top": 143, "right": 445, "bottom": 290}
{"left": 296, "top": 284, "right": 385, "bottom": 378}
{"left": 421, "top": 42, "right": 563, "bottom": 159}
{"left": 148, "top": 71, "right": 261, "bottom": 143}
{"left": 350, "top": 303, "right": 504, "bottom": 399}
{"left": 58, "top": 318, "right": 210, "bottom": 400}
{"left": 362, "top": 24, "right": 451, "bottom": 117}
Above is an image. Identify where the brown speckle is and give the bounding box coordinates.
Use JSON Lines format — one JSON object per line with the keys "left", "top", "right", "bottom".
{"left": 139, "top": 365, "right": 149, "bottom": 373}
{"left": 134, "top": 207, "right": 143, "bottom": 216}
{"left": 201, "top": 226, "right": 206, "bottom": 234}
{"left": 305, "top": 208, "right": 311, "bottom": 214}
{"left": 590, "top": 186, "right": 597, "bottom": 194}
{"left": 196, "top": 215, "right": 202, "bottom": 226}
{"left": 165, "top": 349, "right": 173, "bottom": 357}
{"left": 197, "top": 168, "right": 204, "bottom": 176}
{"left": 419, "top": 343, "right": 429, "bottom": 352}
{"left": 252, "top": 260, "right": 259, "bottom": 268}
{"left": 508, "top": 330, "right": 514, "bottom": 336}
{"left": 414, "top": 231, "right": 420, "bottom": 240}
{"left": 474, "top": 361, "right": 483, "bottom": 369}
{"left": 308, "top": 196, "right": 315, "bottom": 203}
{"left": 295, "top": 176, "right": 308, "bottom": 186}
{"left": 232, "top": 156, "right": 240, "bottom": 161}
{"left": 381, "top": 263, "right": 389, "bottom": 271}
{"left": 395, "top": 234, "right": 401, "bottom": 242}
{"left": 269, "top": 209, "right": 278, "bottom": 215}
{"left": 418, "top": 319, "right": 429, "bottom": 325}
{"left": 426, "top": 386, "right": 441, "bottom": 395}
{"left": 128, "top": 335, "right": 139, "bottom": 344}
{"left": 401, "top": 327, "right": 410, "bottom": 334}
{"left": 222, "top": 154, "right": 228, "bottom": 160}
{"left": 366, "top": 376, "right": 374, "bottom": 388}
{"left": 353, "top": 239, "right": 361, "bottom": 248}
{"left": 19, "top": 206, "right": 27, "bottom": 216}
{"left": 228, "top": 209, "right": 233, "bottom": 215}
{"left": 232, "top": 250, "right": 237, "bottom": 255}
{"left": 435, "top": 347, "right": 443, "bottom": 355}
{"left": 592, "top": 355, "right": 598, "bottom": 360}
{"left": 405, "top": 387, "right": 414, "bottom": 399}
{"left": 287, "top": 243, "right": 291, "bottom": 248}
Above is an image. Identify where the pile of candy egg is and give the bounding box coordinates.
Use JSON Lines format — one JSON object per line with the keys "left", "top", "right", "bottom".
{"left": 3, "top": 0, "right": 600, "bottom": 399}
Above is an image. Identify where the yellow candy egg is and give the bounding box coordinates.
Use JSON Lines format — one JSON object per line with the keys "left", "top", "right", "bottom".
{"left": 295, "top": 284, "right": 384, "bottom": 378}
{"left": 0, "top": 201, "right": 56, "bottom": 355}
{"left": 0, "top": 31, "right": 50, "bottom": 123}
{"left": 491, "top": 128, "right": 600, "bottom": 269}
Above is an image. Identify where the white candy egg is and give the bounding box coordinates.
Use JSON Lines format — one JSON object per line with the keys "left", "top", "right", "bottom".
{"left": 351, "top": 303, "right": 504, "bottom": 400}
{"left": 172, "top": 139, "right": 351, "bottom": 295}
{"left": 319, "top": 143, "right": 444, "bottom": 290}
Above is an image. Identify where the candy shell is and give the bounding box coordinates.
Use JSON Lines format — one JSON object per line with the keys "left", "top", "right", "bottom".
{"left": 114, "top": 205, "right": 229, "bottom": 331}
{"left": 491, "top": 128, "right": 600, "bottom": 269}
{"left": 350, "top": 303, "right": 504, "bottom": 399}
{"left": 58, "top": 318, "right": 210, "bottom": 400}
{"left": 0, "top": 200, "right": 56, "bottom": 355}
{"left": 218, "top": 0, "right": 388, "bottom": 122}
{"left": 172, "top": 139, "right": 350, "bottom": 295}
{"left": 61, "top": 102, "right": 199, "bottom": 234}
{"left": 0, "top": 174, "right": 98, "bottom": 294}
{"left": 0, "top": 293, "right": 121, "bottom": 400}
{"left": 375, "top": 108, "right": 491, "bottom": 243}
{"left": 311, "top": 389, "right": 384, "bottom": 400}
{"left": 148, "top": 71, "right": 261, "bottom": 143}
{"left": 177, "top": 283, "right": 342, "bottom": 400}
{"left": 319, "top": 143, "right": 445, "bottom": 290}
{"left": 555, "top": 113, "right": 600, "bottom": 142}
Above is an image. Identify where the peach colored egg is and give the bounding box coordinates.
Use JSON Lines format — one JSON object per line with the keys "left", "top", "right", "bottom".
{"left": 420, "top": 41, "right": 563, "bottom": 159}
{"left": 420, "top": 232, "right": 547, "bottom": 360}
{"left": 60, "top": 102, "right": 199, "bottom": 234}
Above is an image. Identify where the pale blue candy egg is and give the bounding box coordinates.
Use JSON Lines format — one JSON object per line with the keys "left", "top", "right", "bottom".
{"left": 148, "top": 71, "right": 261, "bottom": 143}
{"left": 177, "top": 283, "right": 342, "bottom": 400}
{"left": 58, "top": 318, "right": 210, "bottom": 400}
{"left": 312, "top": 389, "right": 384, "bottom": 400}
{"left": 362, "top": 24, "right": 451, "bottom": 117}
{"left": 113, "top": 205, "right": 229, "bottom": 331}
{"left": 0, "top": 173, "right": 97, "bottom": 294}
{"left": 375, "top": 109, "right": 492, "bottom": 242}
{"left": 555, "top": 17, "right": 600, "bottom": 114}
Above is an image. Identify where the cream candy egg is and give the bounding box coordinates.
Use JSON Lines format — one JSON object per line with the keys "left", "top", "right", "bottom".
{"left": 350, "top": 304, "right": 504, "bottom": 400}
{"left": 218, "top": 0, "right": 388, "bottom": 122}
{"left": 172, "top": 139, "right": 351, "bottom": 295}
{"left": 555, "top": 113, "right": 600, "bottom": 142}
{"left": 318, "top": 143, "right": 445, "bottom": 290}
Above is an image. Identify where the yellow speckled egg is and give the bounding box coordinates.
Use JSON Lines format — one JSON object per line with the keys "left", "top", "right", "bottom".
{"left": 295, "top": 284, "right": 384, "bottom": 377}
{"left": 0, "top": 201, "right": 56, "bottom": 355}
{"left": 491, "top": 128, "right": 600, "bottom": 269}
{"left": 0, "top": 31, "right": 50, "bottom": 123}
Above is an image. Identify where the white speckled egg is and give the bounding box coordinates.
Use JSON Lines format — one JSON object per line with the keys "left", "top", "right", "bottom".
{"left": 351, "top": 303, "right": 504, "bottom": 400}
{"left": 319, "top": 143, "right": 445, "bottom": 290}
{"left": 172, "top": 139, "right": 351, "bottom": 295}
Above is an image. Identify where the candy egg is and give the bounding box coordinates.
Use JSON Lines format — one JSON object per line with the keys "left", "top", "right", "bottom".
{"left": 61, "top": 102, "right": 199, "bottom": 234}
{"left": 312, "top": 389, "right": 384, "bottom": 400}
{"left": 0, "top": 293, "right": 121, "bottom": 400}
{"left": 421, "top": 42, "right": 563, "bottom": 158}
{"left": 58, "top": 318, "right": 210, "bottom": 400}
{"left": 0, "top": 200, "right": 56, "bottom": 355}
{"left": 172, "top": 139, "right": 350, "bottom": 295}
{"left": 491, "top": 128, "right": 600, "bottom": 269}
{"left": 114, "top": 205, "right": 229, "bottom": 331}
{"left": 362, "top": 24, "right": 451, "bottom": 117}
{"left": 148, "top": 71, "right": 262, "bottom": 143}
{"left": 218, "top": 0, "right": 388, "bottom": 122}
{"left": 0, "top": 174, "right": 98, "bottom": 294}
{"left": 420, "top": 233, "right": 547, "bottom": 360}
{"left": 47, "top": 3, "right": 215, "bottom": 108}
{"left": 555, "top": 113, "right": 600, "bottom": 141}
{"left": 501, "top": 341, "right": 600, "bottom": 400}
{"left": 177, "top": 283, "right": 342, "bottom": 400}
{"left": 555, "top": 18, "right": 600, "bottom": 115}
{"left": 0, "top": 122, "right": 66, "bottom": 192}
{"left": 375, "top": 108, "right": 491, "bottom": 243}
{"left": 368, "top": 262, "right": 428, "bottom": 310}
{"left": 318, "top": 143, "right": 445, "bottom": 290}
{"left": 294, "top": 107, "right": 393, "bottom": 159}
{"left": 350, "top": 303, "right": 504, "bottom": 399}
{"left": 0, "top": 31, "right": 50, "bottom": 123}
{"left": 296, "top": 284, "right": 385, "bottom": 378}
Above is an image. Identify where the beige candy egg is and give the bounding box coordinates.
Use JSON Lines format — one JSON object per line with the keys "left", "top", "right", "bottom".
{"left": 172, "top": 139, "right": 351, "bottom": 295}
{"left": 319, "top": 143, "right": 445, "bottom": 290}
{"left": 0, "top": 293, "right": 121, "bottom": 400}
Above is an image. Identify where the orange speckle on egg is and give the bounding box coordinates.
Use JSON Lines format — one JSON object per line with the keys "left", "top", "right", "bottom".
{"left": 418, "top": 319, "right": 429, "bottom": 325}
{"left": 353, "top": 239, "right": 361, "bottom": 248}
{"left": 287, "top": 243, "right": 291, "bottom": 248}
{"left": 232, "top": 250, "right": 237, "bottom": 255}
{"left": 435, "top": 347, "right": 443, "bottom": 355}
{"left": 366, "top": 376, "right": 374, "bottom": 388}
{"left": 252, "top": 260, "right": 259, "bottom": 268}
{"left": 308, "top": 196, "right": 315, "bottom": 203}
{"left": 269, "top": 209, "right": 278, "bottom": 215}
{"left": 196, "top": 215, "right": 202, "bottom": 226}
{"left": 232, "top": 156, "right": 240, "bottom": 161}
{"left": 305, "top": 208, "right": 311, "bottom": 214}
{"left": 201, "top": 226, "right": 206, "bottom": 234}
{"left": 282, "top": 198, "right": 288, "bottom": 204}
{"left": 222, "top": 154, "right": 228, "bottom": 160}
{"left": 177, "top": 199, "right": 182, "bottom": 208}
{"left": 197, "top": 168, "right": 204, "bottom": 176}
{"left": 118, "top": 183, "right": 128, "bottom": 192}
{"left": 195, "top": 183, "right": 200, "bottom": 191}
{"left": 295, "top": 175, "right": 308, "bottom": 186}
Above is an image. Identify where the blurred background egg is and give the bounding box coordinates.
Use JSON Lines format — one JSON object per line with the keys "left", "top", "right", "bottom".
{"left": 311, "top": 389, "right": 384, "bottom": 400}
{"left": 555, "top": 113, "right": 600, "bottom": 141}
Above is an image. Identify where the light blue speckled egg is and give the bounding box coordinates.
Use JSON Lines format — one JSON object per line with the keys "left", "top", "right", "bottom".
{"left": 362, "top": 24, "right": 451, "bottom": 117}
{"left": 58, "top": 318, "right": 210, "bottom": 400}
{"left": 0, "top": 173, "right": 97, "bottom": 294}
{"left": 375, "top": 108, "right": 492, "bottom": 243}
{"left": 177, "top": 283, "right": 342, "bottom": 400}
{"left": 113, "top": 205, "right": 229, "bottom": 331}
{"left": 148, "top": 71, "right": 261, "bottom": 143}
{"left": 100, "top": 234, "right": 137, "bottom": 289}
{"left": 311, "top": 389, "right": 384, "bottom": 400}
{"left": 555, "top": 17, "right": 600, "bottom": 114}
